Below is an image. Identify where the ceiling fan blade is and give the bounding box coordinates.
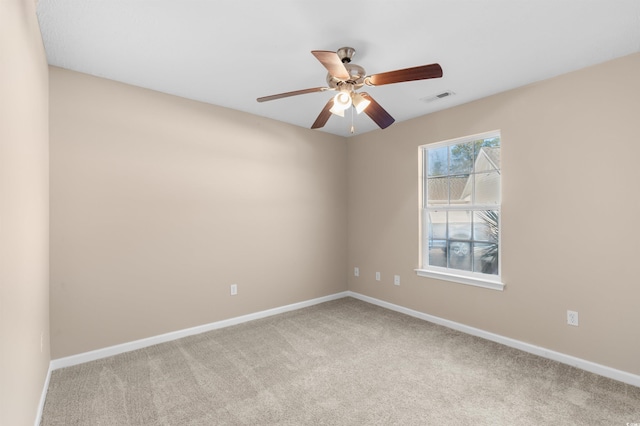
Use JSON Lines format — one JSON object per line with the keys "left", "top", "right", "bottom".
{"left": 366, "top": 63, "right": 443, "bottom": 86}
{"left": 311, "top": 98, "right": 334, "bottom": 129}
{"left": 360, "top": 93, "right": 395, "bottom": 129}
{"left": 311, "top": 50, "right": 350, "bottom": 80}
{"left": 257, "top": 87, "right": 331, "bottom": 103}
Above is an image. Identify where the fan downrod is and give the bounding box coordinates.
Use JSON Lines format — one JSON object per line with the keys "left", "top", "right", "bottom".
{"left": 336, "top": 46, "right": 356, "bottom": 63}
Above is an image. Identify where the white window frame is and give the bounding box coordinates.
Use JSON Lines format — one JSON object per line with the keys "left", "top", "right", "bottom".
{"left": 415, "top": 130, "right": 504, "bottom": 291}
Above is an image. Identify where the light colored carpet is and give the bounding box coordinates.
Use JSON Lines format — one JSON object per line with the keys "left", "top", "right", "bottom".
{"left": 42, "top": 297, "right": 640, "bottom": 425}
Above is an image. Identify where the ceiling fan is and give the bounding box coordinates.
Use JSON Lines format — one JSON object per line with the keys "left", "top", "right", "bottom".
{"left": 257, "top": 47, "right": 443, "bottom": 131}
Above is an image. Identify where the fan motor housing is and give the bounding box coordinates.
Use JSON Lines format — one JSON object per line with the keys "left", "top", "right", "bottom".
{"left": 325, "top": 46, "right": 366, "bottom": 89}
{"left": 326, "top": 63, "right": 366, "bottom": 89}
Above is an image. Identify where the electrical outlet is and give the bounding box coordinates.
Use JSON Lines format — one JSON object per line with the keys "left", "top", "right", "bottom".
{"left": 394, "top": 275, "right": 400, "bottom": 286}
{"left": 354, "top": 267, "right": 359, "bottom": 277}
{"left": 567, "top": 310, "right": 579, "bottom": 326}
{"left": 375, "top": 272, "right": 381, "bottom": 281}
{"left": 230, "top": 284, "right": 238, "bottom": 296}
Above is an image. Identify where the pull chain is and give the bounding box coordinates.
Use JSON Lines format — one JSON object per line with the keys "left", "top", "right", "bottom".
{"left": 350, "top": 105, "right": 355, "bottom": 134}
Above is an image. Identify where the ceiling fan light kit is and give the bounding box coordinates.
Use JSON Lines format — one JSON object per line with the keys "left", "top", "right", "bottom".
{"left": 257, "top": 46, "right": 443, "bottom": 132}
{"left": 333, "top": 91, "right": 352, "bottom": 111}
{"left": 352, "top": 93, "right": 371, "bottom": 114}
{"left": 329, "top": 104, "right": 345, "bottom": 117}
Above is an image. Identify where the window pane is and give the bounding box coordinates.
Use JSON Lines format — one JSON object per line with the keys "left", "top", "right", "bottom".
{"left": 474, "top": 243, "right": 499, "bottom": 275}
{"left": 428, "top": 210, "right": 447, "bottom": 239}
{"left": 429, "top": 240, "right": 447, "bottom": 267}
{"left": 449, "top": 142, "right": 474, "bottom": 174}
{"left": 427, "top": 177, "right": 449, "bottom": 205}
{"left": 473, "top": 211, "right": 499, "bottom": 242}
{"left": 448, "top": 241, "right": 472, "bottom": 271}
{"left": 427, "top": 146, "right": 448, "bottom": 177}
{"left": 474, "top": 171, "right": 500, "bottom": 204}
{"left": 420, "top": 132, "right": 501, "bottom": 280}
{"left": 448, "top": 210, "right": 472, "bottom": 240}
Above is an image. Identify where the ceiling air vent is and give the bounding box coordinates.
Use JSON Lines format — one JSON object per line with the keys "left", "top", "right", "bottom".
{"left": 421, "top": 91, "right": 455, "bottom": 103}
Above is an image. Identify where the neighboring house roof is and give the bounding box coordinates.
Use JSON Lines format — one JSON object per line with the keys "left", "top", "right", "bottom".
{"left": 428, "top": 176, "right": 468, "bottom": 203}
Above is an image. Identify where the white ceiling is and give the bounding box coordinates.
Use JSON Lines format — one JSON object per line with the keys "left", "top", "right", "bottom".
{"left": 37, "top": 1, "right": 640, "bottom": 138}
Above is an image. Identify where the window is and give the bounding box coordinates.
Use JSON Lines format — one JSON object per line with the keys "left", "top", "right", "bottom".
{"left": 417, "top": 131, "right": 503, "bottom": 290}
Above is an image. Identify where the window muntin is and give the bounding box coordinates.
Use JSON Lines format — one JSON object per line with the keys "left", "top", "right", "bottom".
{"left": 419, "top": 132, "right": 501, "bottom": 288}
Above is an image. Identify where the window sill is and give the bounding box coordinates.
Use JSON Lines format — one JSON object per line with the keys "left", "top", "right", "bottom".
{"left": 415, "top": 269, "right": 504, "bottom": 291}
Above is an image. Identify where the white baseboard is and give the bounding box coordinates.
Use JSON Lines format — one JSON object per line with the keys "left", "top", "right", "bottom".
{"left": 35, "top": 362, "right": 52, "bottom": 426}
{"left": 50, "top": 289, "right": 639, "bottom": 389}
{"left": 347, "top": 291, "right": 640, "bottom": 388}
{"left": 50, "top": 292, "right": 349, "bottom": 370}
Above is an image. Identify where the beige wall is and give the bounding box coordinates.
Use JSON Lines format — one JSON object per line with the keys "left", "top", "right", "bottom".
{"left": 49, "top": 53, "right": 640, "bottom": 377}
{"left": 0, "top": 0, "right": 51, "bottom": 424}
{"left": 49, "top": 67, "right": 348, "bottom": 358}
{"left": 348, "top": 53, "right": 640, "bottom": 374}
